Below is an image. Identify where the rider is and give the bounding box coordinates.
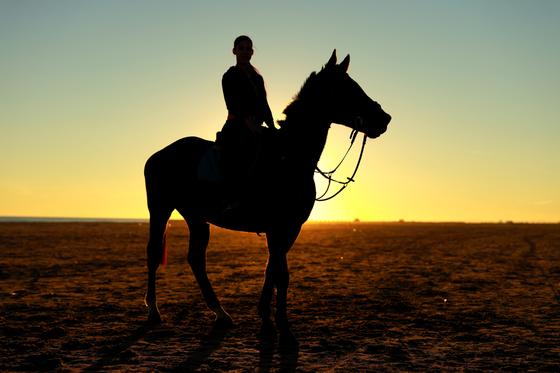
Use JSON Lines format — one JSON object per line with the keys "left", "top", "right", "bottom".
{"left": 218, "top": 35, "right": 275, "bottom": 205}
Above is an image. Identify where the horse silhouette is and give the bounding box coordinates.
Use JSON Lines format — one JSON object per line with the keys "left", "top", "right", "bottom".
{"left": 144, "top": 50, "right": 391, "bottom": 338}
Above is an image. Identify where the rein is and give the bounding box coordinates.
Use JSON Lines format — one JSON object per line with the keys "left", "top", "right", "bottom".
{"left": 315, "top": 129, "right": 368, "bottom": 201}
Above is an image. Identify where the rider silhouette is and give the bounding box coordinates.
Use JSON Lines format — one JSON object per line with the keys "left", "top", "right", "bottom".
{"left": 218, "top": 35, "right": 275, "bottom": 206}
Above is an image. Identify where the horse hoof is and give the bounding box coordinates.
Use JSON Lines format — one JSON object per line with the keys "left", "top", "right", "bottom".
{"left": 214, "top": 316, "right": 233, "bottom": 329}
{"left": 146, "top": 304, "right": 162, "bottom": 325}
{"left": 214, "top": 309, "right": 234, "bottom": 328}
{"left": 147, "top": 312, "right": 162, "bottom": 325}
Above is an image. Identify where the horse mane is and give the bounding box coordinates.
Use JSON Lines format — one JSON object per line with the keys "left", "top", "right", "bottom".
{"left": 278, "top": 70, "right": 321, "bottom": 128}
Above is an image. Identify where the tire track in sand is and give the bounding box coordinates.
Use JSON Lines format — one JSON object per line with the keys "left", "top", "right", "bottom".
{"left": 523, "top": 235, "right": 560, "bottom": 304}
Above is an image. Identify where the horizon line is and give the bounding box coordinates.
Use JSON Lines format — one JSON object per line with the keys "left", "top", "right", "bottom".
{"left": 0, "top": 215, "right": 558, "bottom": 225}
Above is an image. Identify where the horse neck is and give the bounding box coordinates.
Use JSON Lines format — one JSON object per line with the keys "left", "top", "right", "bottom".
{"left": 280, "top": 106, "right": 330, "bottom": 176}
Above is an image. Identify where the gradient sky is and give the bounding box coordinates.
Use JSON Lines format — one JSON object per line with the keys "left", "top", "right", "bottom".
{"left": 1, "top": 0, "right": 559, "bottom": 222}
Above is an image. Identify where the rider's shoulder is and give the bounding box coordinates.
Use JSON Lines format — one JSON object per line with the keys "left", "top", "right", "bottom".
{"left": 224, "top": 66, "right": 243, "bottom": 75}
{"left": 222, "top": 66, "right": 238, "bottom": 80}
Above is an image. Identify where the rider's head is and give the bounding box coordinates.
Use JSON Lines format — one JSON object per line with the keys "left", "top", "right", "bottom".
{"left": 233, "top": 35, "right": 253, "bottom": 66}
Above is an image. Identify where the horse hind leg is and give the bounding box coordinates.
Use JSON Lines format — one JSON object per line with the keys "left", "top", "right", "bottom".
{"left": 183, "top": 216, "right": 233, "bottom": 327}
{"left": 145, "top": 208, "right": 172, "bottom": 323}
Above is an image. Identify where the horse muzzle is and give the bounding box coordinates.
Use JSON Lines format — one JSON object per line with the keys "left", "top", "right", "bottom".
{"left": 357, "top": 112, "right": 391, "bottom": 139}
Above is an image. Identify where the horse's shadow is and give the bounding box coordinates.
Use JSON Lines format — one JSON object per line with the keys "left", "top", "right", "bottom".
{"left": 170, "top": 322, "right": 299, "bottom": 372}
{"left": 256, "top": 322, "right": 299, "bottom": 372}
{"left": 169, "top": 323, "right": 229, "bottom": 372}
{"left": 86, "top": 318, "right": 299, "bottom": 371}
{"left": 84, "top": 322, "right": 153, "bottom": 372}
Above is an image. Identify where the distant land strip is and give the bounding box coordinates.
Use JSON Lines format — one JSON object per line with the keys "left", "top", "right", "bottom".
{"left": 0, "top": 216, "right": 148, "bottom": 223}
{"left": 0, "top": 217, "right": 558, "bottom": 224}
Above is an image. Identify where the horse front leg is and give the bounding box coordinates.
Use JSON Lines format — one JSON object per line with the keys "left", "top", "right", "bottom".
{"left": 261, "top": 226, "right": 301, "bottom": 336}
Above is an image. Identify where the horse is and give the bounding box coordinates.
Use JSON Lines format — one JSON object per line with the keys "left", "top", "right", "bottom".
{"left": 143, "top": 50, "right": 391, "bottom": 338}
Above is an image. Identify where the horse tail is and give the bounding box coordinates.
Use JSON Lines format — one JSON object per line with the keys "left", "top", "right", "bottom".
{"left": 144, "top": 152, "right": 172, "bottom": 268}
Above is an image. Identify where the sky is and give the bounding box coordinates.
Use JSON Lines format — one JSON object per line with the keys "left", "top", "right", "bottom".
{"left": 1, "top": 0, "right": 559, "bottom": 222}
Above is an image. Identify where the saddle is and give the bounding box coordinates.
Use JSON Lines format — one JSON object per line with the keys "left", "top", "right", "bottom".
{"left": 197, "top": 128, "right": 279, "bottom": 185}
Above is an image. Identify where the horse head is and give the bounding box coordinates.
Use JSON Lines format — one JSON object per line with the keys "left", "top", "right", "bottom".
{"left": 319, "top": 50, "right": 391, "bottom": 138}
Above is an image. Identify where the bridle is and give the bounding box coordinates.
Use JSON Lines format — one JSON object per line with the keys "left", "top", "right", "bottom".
{"left": 315, "top": 123, "right": 368, "bottom": 202}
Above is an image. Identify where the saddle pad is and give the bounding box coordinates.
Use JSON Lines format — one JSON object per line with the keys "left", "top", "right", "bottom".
{"left": 197, "top": 145, "right": 223, "bottom": 183}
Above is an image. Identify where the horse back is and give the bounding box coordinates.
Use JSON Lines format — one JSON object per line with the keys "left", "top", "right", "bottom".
{"left": 144, "top": 137, "right": 213, "bottom": 206}
{"left": 146, "top": 136, "right": 212, "bottom": 175}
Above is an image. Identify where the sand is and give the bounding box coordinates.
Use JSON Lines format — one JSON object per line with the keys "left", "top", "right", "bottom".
{"left": 1, "top": 221, "right": 559, "bottom": 371}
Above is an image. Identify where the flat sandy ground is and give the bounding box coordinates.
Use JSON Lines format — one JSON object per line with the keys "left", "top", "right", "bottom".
{"left": 1, "top": 221, "right": 559, "bottom": 371}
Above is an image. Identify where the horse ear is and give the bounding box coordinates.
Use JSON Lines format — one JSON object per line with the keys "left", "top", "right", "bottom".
{"left": 340, "top": 54, "right": 350, "bottom": 72}
{"left": 326, "top": 49, "right": 337, "bottom": 68}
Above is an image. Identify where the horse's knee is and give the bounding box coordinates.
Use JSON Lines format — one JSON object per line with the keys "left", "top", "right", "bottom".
{"left": 266, "top": 255, "right": 289, "bottom": 285}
